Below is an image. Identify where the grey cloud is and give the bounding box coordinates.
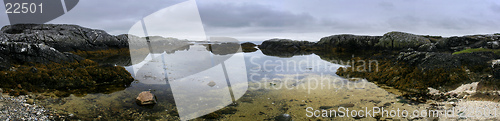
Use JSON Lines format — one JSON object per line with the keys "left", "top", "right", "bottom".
{"left": 198, "top": 3, "right": 316, "bottom": 28}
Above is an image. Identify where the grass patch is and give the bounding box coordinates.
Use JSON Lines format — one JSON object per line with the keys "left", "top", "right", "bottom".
{"left": 452, "top": 48, "right": 500, "bottom": 55}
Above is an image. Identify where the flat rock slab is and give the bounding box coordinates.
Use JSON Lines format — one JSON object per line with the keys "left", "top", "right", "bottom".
{"left": 136, "top": 91, "right": 157, "bottom": 105}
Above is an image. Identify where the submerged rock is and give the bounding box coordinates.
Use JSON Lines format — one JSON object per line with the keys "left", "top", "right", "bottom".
{"left": 136, "top": 91, "right": 157, "bottom": 105}
{"left": 207, "top": 81, "right": 216, "bottom": 87}
{"left": 274, "top": 114, "right": 292, "bottom": 121}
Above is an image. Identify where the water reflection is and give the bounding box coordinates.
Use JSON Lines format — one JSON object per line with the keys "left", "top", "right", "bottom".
{"left": 40, "top": 43, "right": 415, "bottom": 120}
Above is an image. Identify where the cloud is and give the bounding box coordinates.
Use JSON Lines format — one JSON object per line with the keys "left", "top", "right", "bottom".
{"left": 1, "top": 0, "right": 499, "bottom": 41}
{"left": 198, "top": 2, "right": 317, "bottom": 28}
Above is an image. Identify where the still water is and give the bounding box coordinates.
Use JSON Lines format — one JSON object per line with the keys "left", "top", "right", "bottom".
{"left": 40, "top": 44, "right": 427, "bottom": 120}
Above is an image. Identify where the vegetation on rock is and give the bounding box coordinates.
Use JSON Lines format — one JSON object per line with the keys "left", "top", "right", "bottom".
{"left": 0, "top": 59, "right": 134, "bottom": 96}
{"left": 336, "top": 57, "right": 470, "bottom": 94}
{"left": 452, "top": 48, "right": 500, "bottom": 55}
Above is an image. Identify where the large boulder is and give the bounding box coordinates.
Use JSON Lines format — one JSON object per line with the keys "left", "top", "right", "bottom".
{"left": 317, "top": 34, "right": 381, "bottom": 50}
{"left": 435, "top": 34, "right": 500, "bottom": 51}
{"left": 0, "top": 24, "right": 129, "bottom": 52}
{"left": 376, "top": 31, "right": 431, "bottom": 50}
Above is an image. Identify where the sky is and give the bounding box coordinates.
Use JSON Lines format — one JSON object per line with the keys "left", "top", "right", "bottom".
{"left": 1, "top": 0, "right": 499, "bottom": 42}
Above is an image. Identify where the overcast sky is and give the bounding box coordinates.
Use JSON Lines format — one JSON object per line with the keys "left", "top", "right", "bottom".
{"left": 1, "top": 0, "right": 499, "bottom": 41}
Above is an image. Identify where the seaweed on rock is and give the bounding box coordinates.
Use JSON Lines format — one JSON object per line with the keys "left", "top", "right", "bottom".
{"left": 0, "top": 59, "right": 134, "bottom": 96}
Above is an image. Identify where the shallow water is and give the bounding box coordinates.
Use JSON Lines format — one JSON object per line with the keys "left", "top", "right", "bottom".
{"left": 37, "top": 44, "right": 463, "bottom": 120}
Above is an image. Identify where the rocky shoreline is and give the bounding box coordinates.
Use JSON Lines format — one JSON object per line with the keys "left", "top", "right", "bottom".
{"left": 259, "top": 32, "right": 500, "bottom": 95}
{"left": 1, "top": 23, "right": 499, "bottom": 120}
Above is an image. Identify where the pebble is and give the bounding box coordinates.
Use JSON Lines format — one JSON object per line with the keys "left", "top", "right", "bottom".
{"left": 26, "top": 99, "right": 34, "bottom": 105}
{"left": 0, "top": 95, "right": 49, "bottom": 120}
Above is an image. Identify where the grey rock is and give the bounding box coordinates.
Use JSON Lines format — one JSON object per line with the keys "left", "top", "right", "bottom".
{"left": 398, "top": 51, "right": 497, "bottom": 70}
{"left": 1, "top": 24, "right": 129, "bottom": 52}
{"left": 487, "top": 41, "right": 500, "bottom": 49}
{"left": 259, "top": 39, "right": 315, "bottom": 57}
{"left": 0, "top": 41, "right": 83, "bottom": 70}
{"left": 492, "top": 60, "right": 500, "bottom": 79}
{"left": 317, "top": 34, "right": 381, "bottom": 50}
{"left": 259, "top": 38, "right": 315, "bottom": 50}
{"left": 417, "top": 43, "right": 437, "bottom": 52}
{"left": 436, "top": 34, "right": 500, "bottom": 51}
{"left": 376, "top": 31, "right": 431, "bottom": 50}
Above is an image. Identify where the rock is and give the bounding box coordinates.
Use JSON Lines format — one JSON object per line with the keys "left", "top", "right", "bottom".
{"left": 274, "top": 114, "right": 292, "bottom": 121}
{"left": 208, "top": 81, "right": 216, "bottom": 87}
{"left": 435, "top": 34, "right": 500, "bottom": 51}
{"left": 487, "top": 41, "right": 500, "bottom": 49}
{"left": 241, "top": 42, "right": 258, "bottom": 53}
{"left": 317, "top": 34, "right": 381, "bottom": 51}
{"left": 1, "top": 24, "right": 129, "bottom": 52}
{"left": 319, "top": 106, "right": 333, "bottom": 110}
{"left": 337, "top": 103, "right": 355, "bottom": 108}
{"left": 259, "top": 39, "right": 315, "bottom": 57}
{"left": 376, "top": 31, "right": 431, "bottom": 50}
{"left": 0, "top": 42, "right": 84, "bottom": 70}
{"left": 492, "top": 59, "right": 500, "bottom": 79}
{"left": 417, "top": 43, "right": 437, "bottom": 52}
{"left": 205, "top": 43, "right": 241, "bottom": 55}
{"left": 397, "top": 51, "right": 497, "bottom": 70}
{"left": 259, "top": 39, "right": 316, "bottom": 51}
{"left": 136, "top": 91, "right": 157, "bottom": 105}
{"left": 26, "top": 99, "right": 34, "bottom": 104}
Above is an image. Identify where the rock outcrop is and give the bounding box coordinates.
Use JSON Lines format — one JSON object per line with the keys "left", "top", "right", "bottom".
{"left": 0, "top": 24, "right": 129, "bottom": 52}
{"left": 0, "top": 41, "right": 83, "bottom": 70}
{"left": 317, "top": 34, "right": 381, "bottom": 51}
{"left": 493, "top": 60, "right": 500, "bottom": 79}
{"left": 375, "top": 31, "right": 431, "bottom": 50}
{"left": 258, "top": 39, "right": 316, "bottom": 57}
{"left": 397, "top": 51, "right": 497, "bottom": 71}
{"left": 240, "top": 42, "right": 258, "bottom": 53}
{"left": 0, "top": 24, "right": 132, "bottom": 70}
{"left": 259, "top": 39, "right": 316, "bottom": 51}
